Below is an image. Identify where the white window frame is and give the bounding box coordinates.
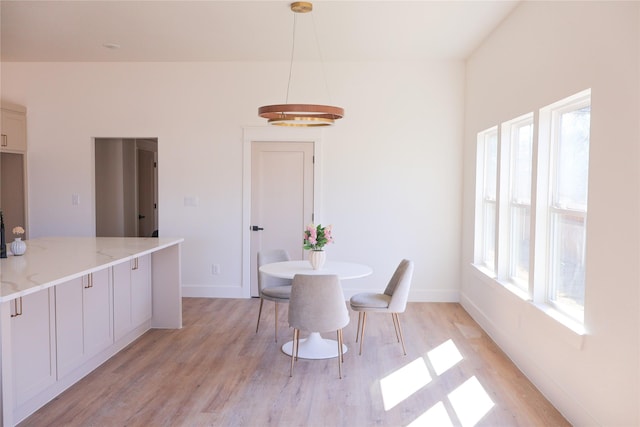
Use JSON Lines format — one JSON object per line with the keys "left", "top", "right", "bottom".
{"left": 473, "top": 89, "right": 591, "bottom": 329}
{"left": 534, "top": 89, "right": 591, "bottom": 323}
{"left": 498, "top": 113, "right": 535, "bottom": 294}
{"left": 474, "top": 127, "right": 499, "bottom": 274}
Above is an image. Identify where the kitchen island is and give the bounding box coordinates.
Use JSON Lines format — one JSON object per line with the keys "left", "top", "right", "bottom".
{"left": 0, "top": 237, "right": 183, "bottom": 426}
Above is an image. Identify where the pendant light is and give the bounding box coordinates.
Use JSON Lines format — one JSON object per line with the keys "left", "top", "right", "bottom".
{"left": 258, "top": 2, "right": 344, "bottom": 127}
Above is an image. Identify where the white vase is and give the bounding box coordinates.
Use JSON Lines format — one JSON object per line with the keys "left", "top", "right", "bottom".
{"left": 309, "top": 250, "right": 326, "bottom": 270}
{"left": 10, "top": 237, "right": 26, "bottom": 256}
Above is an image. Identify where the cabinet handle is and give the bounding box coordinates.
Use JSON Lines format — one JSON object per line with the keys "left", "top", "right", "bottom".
{"left": 1, "top": 134, "right": 7, "bottom": 147}
{"left": 10, "top": 297, "right": 23, "bottom": 317}
{"left": 132, "top": 257, "right": 139, "bottom": 271}
{"left": 84, "top": 273, "right": 94, "bottom": 289}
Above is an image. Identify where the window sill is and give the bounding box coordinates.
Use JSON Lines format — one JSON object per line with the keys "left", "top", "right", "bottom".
{"left": 530, "top": 302, "right": 586, "bottom": 336}
{"left": 470, "top": 265, "right": 530, "bottom": 300}
{"left": 470, "top": 263, "right": 586, "bottom": 349}
{"left": 470, "top": 263, "right": 498, "bottom": 285}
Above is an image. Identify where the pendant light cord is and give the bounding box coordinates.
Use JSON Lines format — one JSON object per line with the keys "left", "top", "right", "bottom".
{"left": 285, "top": 12, "right": 297, "bottom": 104}
{"left": 285, "top": 10, "right": 333, "bottom": 106}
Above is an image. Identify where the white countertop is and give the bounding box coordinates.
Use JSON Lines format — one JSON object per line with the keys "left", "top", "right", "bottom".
{"left": 0, "top": 237, "right": 183, "bottom": 301}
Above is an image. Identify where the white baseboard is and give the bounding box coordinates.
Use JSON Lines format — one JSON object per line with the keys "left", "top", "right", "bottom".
{"left": 182, "top": 285, "right": 459, "bottom": 303}
{"left": 459, "top": 292, "right": 596, "bottom": 426}
{"left": 181, "top": 284, "right": 245, "bottom": 298}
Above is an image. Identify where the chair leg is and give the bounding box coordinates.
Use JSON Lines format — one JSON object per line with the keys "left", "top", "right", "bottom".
{"left": 355, "top": 312, "right": 362, "bottom": 343}
{"left": 274, "top": 302, "right": 278, "bottom": 343}
{"left": 256, "top": 298, "right": 264, "bottom": 333}
{"left": 359, "top": 312, "right": 367, "bottom": 356}
{"left": 391, "top": 313, "right": 400, "bottom": 342}
{"left": 337, "top": 329, "right": 343, "bottom": 379}
{"left": 393, "top": 313, "right": 407, "bottom": 355}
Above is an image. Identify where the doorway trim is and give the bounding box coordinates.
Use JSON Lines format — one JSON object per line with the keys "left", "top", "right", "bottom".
{"left": 94, "top": 137, "right": 159, "bottom": 238}
{"left": 242, "top": 126, "right": 324, "bottom": 298}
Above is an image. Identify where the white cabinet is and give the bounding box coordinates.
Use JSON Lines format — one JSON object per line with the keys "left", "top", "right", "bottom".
{"left": 1, "top": 102, "right": 27, "bottom": 153}
{"left": 113, "top": 255, "right": 152, "bottom": 341}
{"left": 83, "top": 270, "right": 113, "bottom": 356}
{"left": 0, "top": 238, "right": 182, "bottom": 426}
{"left": 10, "top": 289, "right": 57, "bottom": 408}
{"left": 55, "top": 269, "right": 113, "bottom": 379}
{"left": 131, "top": 255, "right": 152, "bottom": 327}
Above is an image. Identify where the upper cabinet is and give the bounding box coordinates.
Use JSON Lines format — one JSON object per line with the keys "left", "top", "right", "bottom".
{"left": 1, "top": 101, "right": 27, "bottom": 153}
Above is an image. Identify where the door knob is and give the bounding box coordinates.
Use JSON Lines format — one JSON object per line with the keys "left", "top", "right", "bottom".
{"left": 138, "top": 214, "right": 146, "bottom": 219}
{"left": 251, "top": 225, "right": 264, "bottom": 231}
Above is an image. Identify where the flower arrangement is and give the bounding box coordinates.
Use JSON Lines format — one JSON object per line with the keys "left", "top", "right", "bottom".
{"left": 12, "top": 226, "right": 25, "bottom": 236}
{"left": 303, "top": 224, "right": 334, "bottom": 251}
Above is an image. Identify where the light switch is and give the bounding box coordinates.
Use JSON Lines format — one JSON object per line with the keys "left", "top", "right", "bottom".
{"left": 72, "top": 194, "right": 80, "bottom": 205}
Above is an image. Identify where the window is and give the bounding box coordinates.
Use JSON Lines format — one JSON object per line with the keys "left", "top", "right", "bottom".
{"left": 475, "top": 127, "right": 498, "bottom": 273}
{"left": 541, "top": 93, "right": 591, "bottom": 322}
{"left": 504, "top": 115, "right": 534, "bottom": 291}
{"left": 474, "top": 89, "right": 591, "bottom": 325}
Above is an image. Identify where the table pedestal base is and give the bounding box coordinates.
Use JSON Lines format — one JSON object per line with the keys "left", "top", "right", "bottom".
{"left": 281, "top": 332, "right": 348, "bottom": 360}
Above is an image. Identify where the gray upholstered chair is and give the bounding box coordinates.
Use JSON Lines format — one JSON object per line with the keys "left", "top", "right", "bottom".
{"left": 349, "top": 259, "right": 414, "bottom": 356}
{"left": 288, "top": 274, "right": 350, "bottom": 378}
{"left": 256, "top": 249, "right": 292, "bottom": 342}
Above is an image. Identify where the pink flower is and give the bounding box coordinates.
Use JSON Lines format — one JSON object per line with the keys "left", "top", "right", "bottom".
{"left": 324, "top": 225, "right": 333, "bottom": 242}
{"left": 303, "top": 223, "right": 334, "bottom": 250}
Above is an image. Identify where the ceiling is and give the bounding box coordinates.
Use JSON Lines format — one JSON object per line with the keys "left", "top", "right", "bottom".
{"left": 0, "top": 1, "right": 519, "bottom": 62}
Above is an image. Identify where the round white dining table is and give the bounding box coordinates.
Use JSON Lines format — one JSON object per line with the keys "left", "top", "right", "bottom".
{"left": 259, "top": 260, "right": 373, "bottom": 360}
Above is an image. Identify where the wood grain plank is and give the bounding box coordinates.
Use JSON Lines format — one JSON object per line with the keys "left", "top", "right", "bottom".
{"left": 19, "top": 299, "right": 569, "bottom": 427}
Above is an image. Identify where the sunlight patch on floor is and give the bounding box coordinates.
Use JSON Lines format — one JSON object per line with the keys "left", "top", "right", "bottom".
{"left": 448, "top": 376, "right": 495, "bottom": 427}
{"left": 406, "top": 401, "right": 454, "bottom": 427}
{"left": 380, "top": 357, "right": 432, "bottom": 411}
{"left": 379, "top": 340, "right": 495, "bottom": 426}
{"left": 427, "top": 339, "right": 463, "bottom": 376}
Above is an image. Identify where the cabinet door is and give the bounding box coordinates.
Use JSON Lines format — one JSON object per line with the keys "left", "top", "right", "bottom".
{"left": 83, "top": 269, "right": 113, "bottom": 357}
{"left": 55, "top": 270, "right": 113, "bottom": 379}
{"left": 55, "top": 277, "right": 85, "bottom": 378}
{"left": 113, "top": 255, "right": 152, "bottom": 341}
{"left": 11, "top": 289, "right": 57, "bottom": 407}
{"left": 131, "top": 255, "right": 152, "bottom": 327}
{"left": 1, "top": 108, "right": 27, "bottom": 152}
{"left": 113, "top": 261, "right": 133, "bottom": 341}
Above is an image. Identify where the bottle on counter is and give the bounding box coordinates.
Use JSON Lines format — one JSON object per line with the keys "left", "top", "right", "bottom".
{"left": 0, "top": 211, "right": 6, "bottom": 258}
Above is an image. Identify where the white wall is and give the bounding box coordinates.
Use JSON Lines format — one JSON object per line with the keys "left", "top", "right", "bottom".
{"left": 462, "top": 2, "right": 639, "bottom": 425}
{"left": 0, "top": 59, "right": 464, "bottom": 301}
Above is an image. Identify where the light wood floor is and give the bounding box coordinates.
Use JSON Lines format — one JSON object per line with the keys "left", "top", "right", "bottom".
{"left": 20, "top": 298, "right": 569, "bottom": 427}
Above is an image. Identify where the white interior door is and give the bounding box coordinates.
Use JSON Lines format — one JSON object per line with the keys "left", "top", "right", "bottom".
{"left": 250, "top": 141, "right": 314, "bottom": 296}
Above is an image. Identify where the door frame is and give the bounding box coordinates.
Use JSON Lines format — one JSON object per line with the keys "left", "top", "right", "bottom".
{"left": 136, "top": 141, "right": 158, "bottom": 237}
{"left": 242, "top": 126, "right": 324, "bottom": 298}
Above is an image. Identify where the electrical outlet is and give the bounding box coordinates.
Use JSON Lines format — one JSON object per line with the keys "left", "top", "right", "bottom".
{"left": 212, "top": 264, "right": 221, "bottom": 275}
